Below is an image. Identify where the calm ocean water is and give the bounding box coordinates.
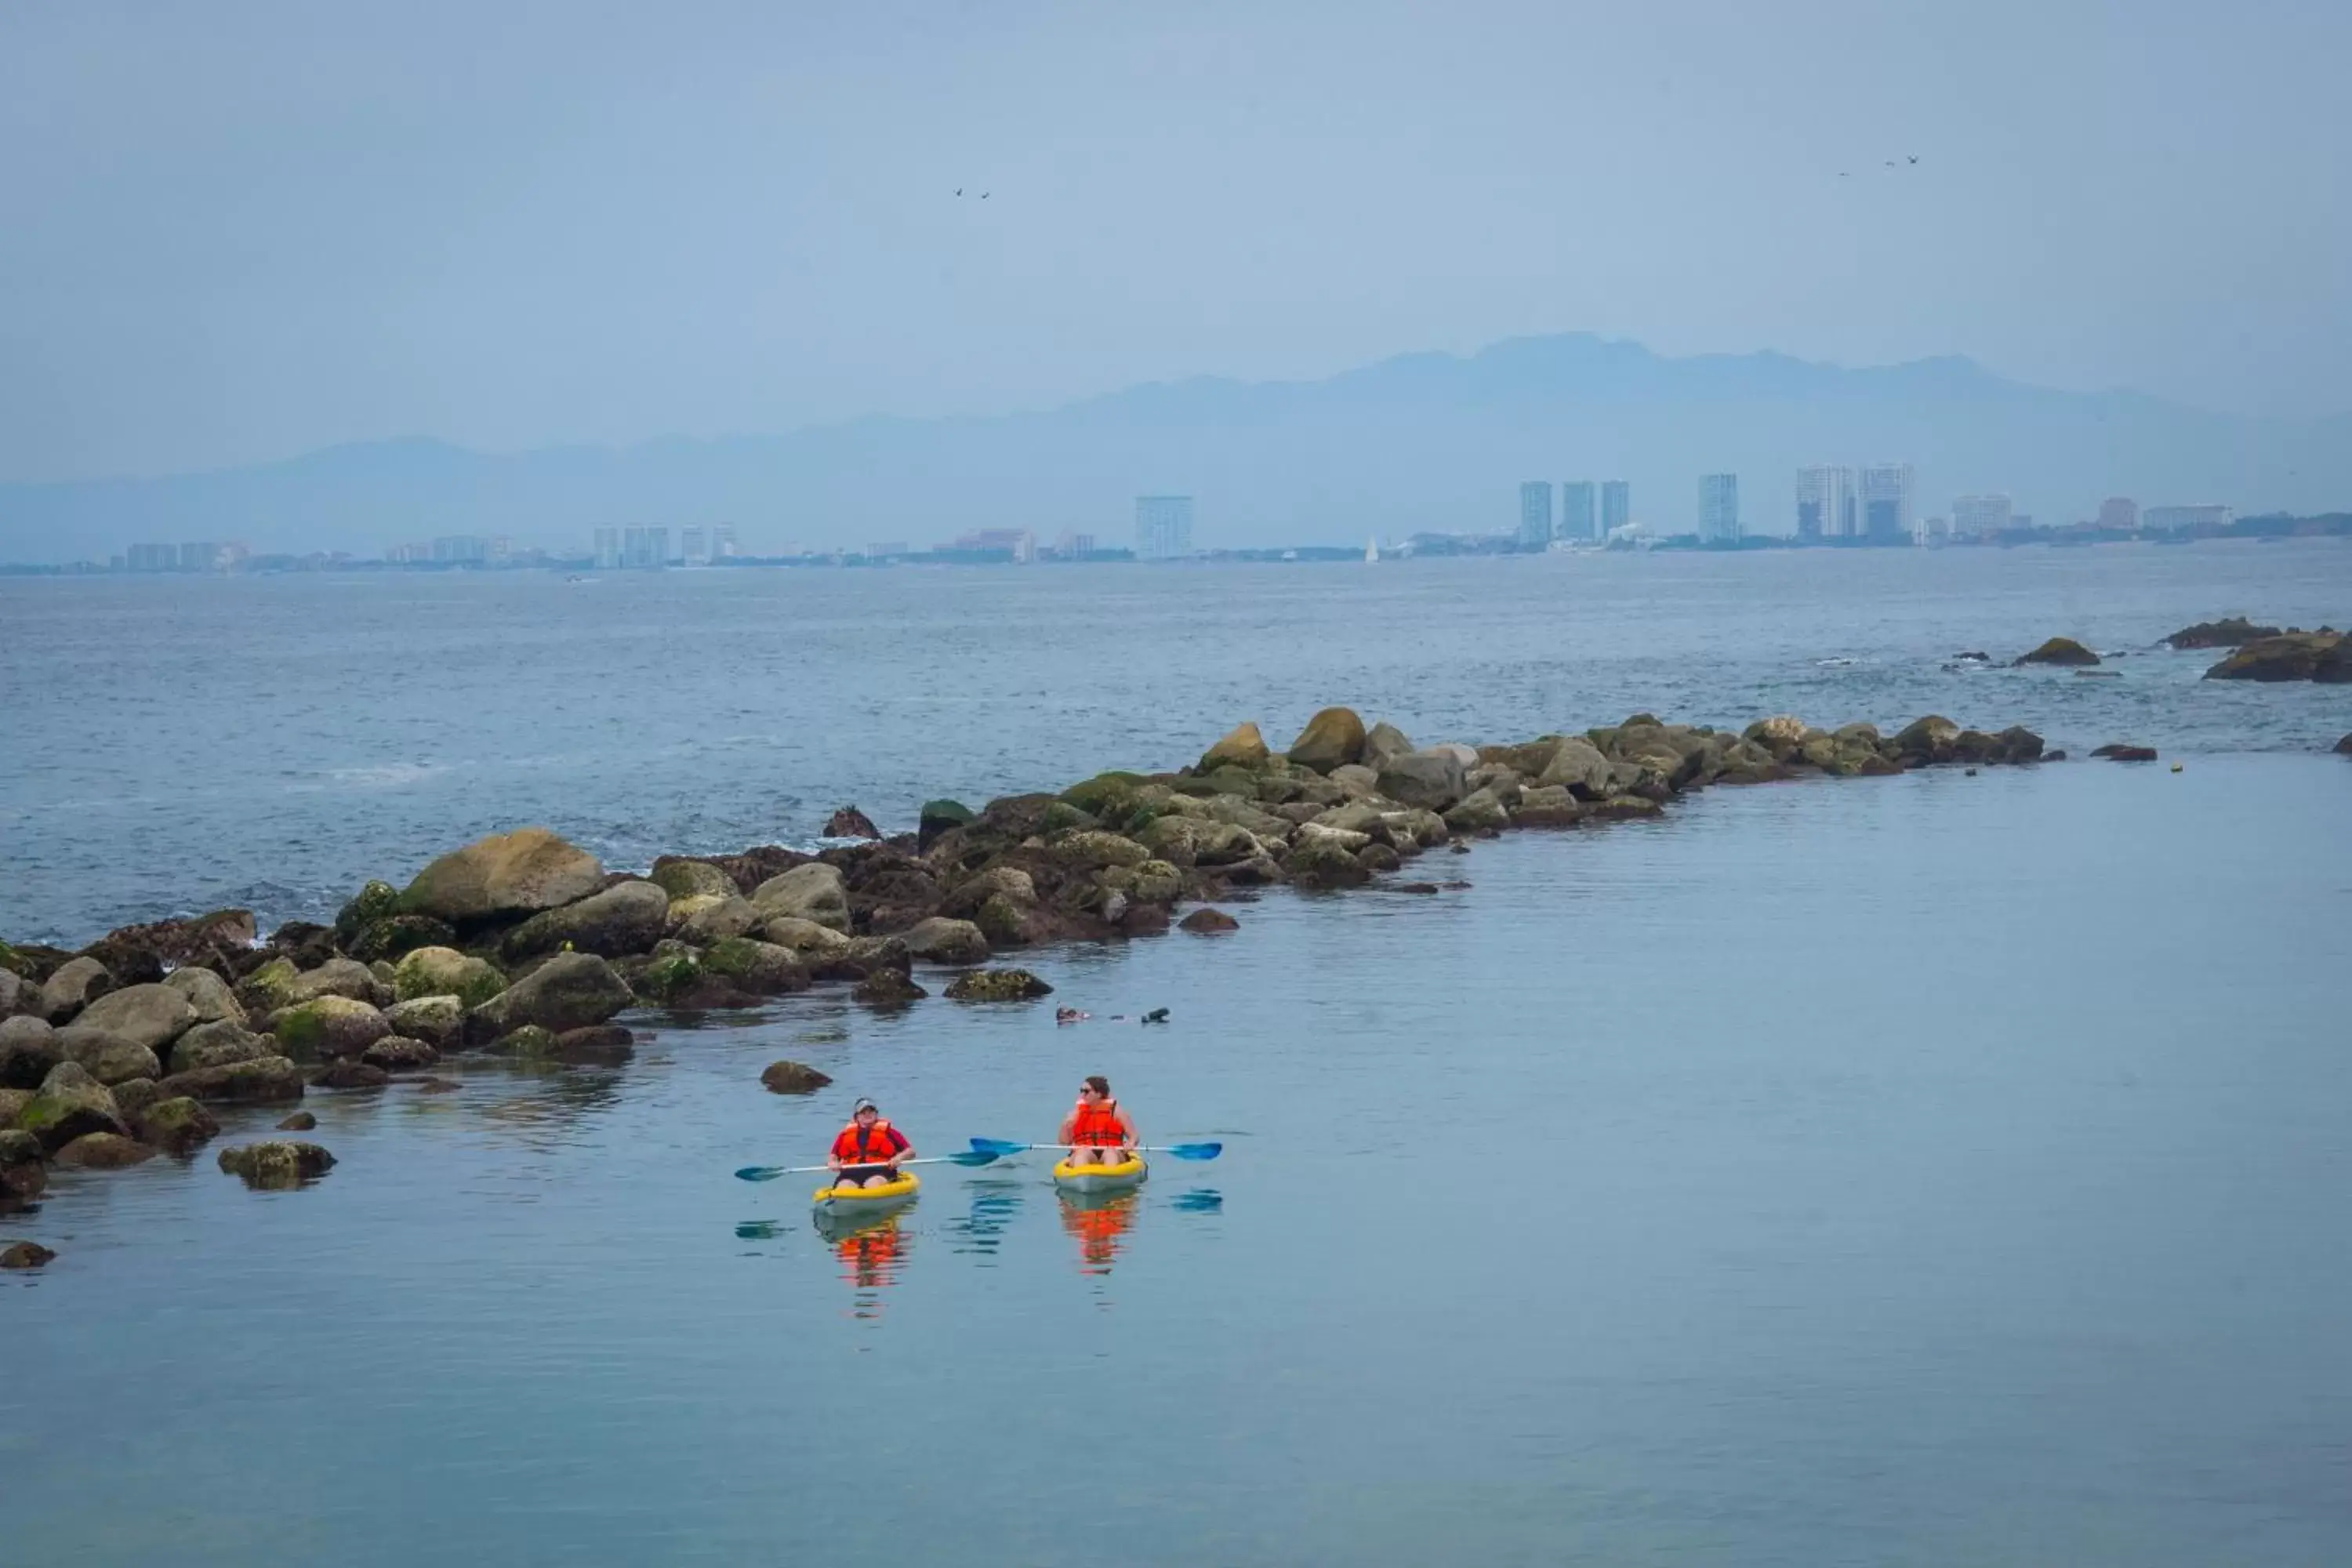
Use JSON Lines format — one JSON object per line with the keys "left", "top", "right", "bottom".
{"left": 5, "top": 542, "right": 2352, "bottom": 1566}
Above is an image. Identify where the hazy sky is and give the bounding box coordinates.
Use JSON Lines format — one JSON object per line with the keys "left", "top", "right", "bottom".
{"left": 4, "top": 0, "right": 2347, "bottom": 482}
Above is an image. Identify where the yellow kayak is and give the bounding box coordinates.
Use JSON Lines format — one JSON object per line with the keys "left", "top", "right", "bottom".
{"left": 812, "top": 1171, "right": 920, "bottom": 1214}
{"left": 1052, "top": 1154, "right": 1148, "bottom": 1194}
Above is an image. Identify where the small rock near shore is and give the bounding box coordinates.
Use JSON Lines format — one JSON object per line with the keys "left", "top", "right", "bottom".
{"left": 218, "top": 1140, "right": 336, "bottom": 1187}
{"left": 0, "top": 1016, "right": 64, "bottom": 1088}
{"left": 467, "top": 951, "right": 633, "bottom": 1037}
{"left": 943, "top": 968, "right": 1054, "bottom": 1002}
{"left": 277, "top": 1112, "right": 318, "bottom": 1131}
{"left": 760, "top": 1059, "right": 833, "bottom": 1094}
{"left": 157, "top": 1055, "right": 306, "bottom": 1105}
{"left": 54, "top": 1131, "right": 158, "bottom": 1169}
{"left": 2015, "top": 637, "right": 2100, "bottom": 667}
{"left": 852, "top": 969, "right": 928, "bottom": 1008}
{"left": 825, "top": 806, "right": 882, "bottom": 840}
{"left": 2091, "top": 743, "right": 2159, "bottom": 762}
{"left": 136, "top": 1097, "right": 223, "bottom": 1156}
{"left": 1179, "top": 908, "right": 1240, "bottom": 935}
{"left": 2, "top": 1240, "right": 56, "bottom": 1269}
{"left": 902, "top": 916, "right": 989, "bottom": 965}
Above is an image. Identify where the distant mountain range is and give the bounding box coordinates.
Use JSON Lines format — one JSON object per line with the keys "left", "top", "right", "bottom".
{"left": 5, "top": 333, "right": 2348, "bottom": 562}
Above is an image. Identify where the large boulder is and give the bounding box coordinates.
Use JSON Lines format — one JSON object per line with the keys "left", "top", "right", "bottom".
{"left": 902, "top": 917, "right": 989, "bottom": 964}
{"left": 1286, "top": 707, "right": 1368, "bottom": 772}
{"left": 502, "top": 879, "right": 671, "bottom": 960}
{"left": 650, "top": 858, "right": 739, "bottom": 901}
{"left": 824, "top": 806, "right": 882, "bottom": 840}
{"left": 2014, "top": 637, "right": 2100, "bottom": 666}
{"left": 288, "top": 958, "right": 391, "bottom": 1007}
{"left": 0, "top": 1016, "right": 62, "bottom": 1088}
{"left": 384, "top": 995, "right": 466, "bottom": 1048}
{"left": 750, "top": 863, "right": 851, "bottom": 931}
{"left": 760, "top": 917, "right": 855, "bottom": 959}
{"left": 234, "top": 956, "right": 304, "bottom": 1016}
{"left": 940, "top": 867, "right": 1037, "bottom": 920}
{"left": 217, "top": 1141, "right": 336, "bottom": 1187}
{"left": 156, "top": 1055, "right": 306, "bottom": 1105}
{"left": 670, "top": 894, "right": 764, "bottom": 946}
{"left": 133, "top": 1096, "right": 221, "bottom": 1156}
{"left": 2204, "top": 632, "right": 2343, "bottom": 682}
{"left": 917, "top": 799, "right": 976, "bottom": 854}
{"left": 69, "top": 983, "right": 198, "bottom": 1052}
{"left": 268, "top": 996, "right": 393, "bottom": 1061}
{"left": 1741, "top": 716, "right": 1810, "bottom": 761}
{"left": 701, "top": 938, "right": 811, "bottom": 995}
{"left": 392, "top": 947, "right": 506, "bottom": 1007}
{"left": 15, "top": 1062, "right": 129, "bottom": 1152}
{"left": 39, "top": 956, "right": 113, "bottom": 1023}
{"left": 1442, "top": 788, "right": 1511, "bottom": 833}
{"left": 55, "top": 1026, "right": 162, "bottom": 1087}
{"left": 162, "top": 967, "right": 245, "bottom": 1027}
{"left": 167, "top": 1019, "right": 271, "bottom": 1074}
{"left": 1360, "top": 721, "right": 1416, "bottom": 773}
{"left": 1197, "top": 722, "right": 1271, "bottom": 772}
{"left": 1377, "top": 750, "right": 1468, "bottom": 811}
{"left": 467, "top": 952, "right": 633, "bottom": 1036}
{"left": 1534, "top": 736, "right": 1614, "bottom": 797}
{"left": 397, "top": 827, "right": 605, "bottom": 924}
{"left": 1889, "top": 715, "right": 1959, "bottom": 765}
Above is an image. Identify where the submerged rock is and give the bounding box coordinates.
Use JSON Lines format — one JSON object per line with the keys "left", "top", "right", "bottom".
{"left": 2092, "top": 743, "right": 2160, "bottom": 762}
{"left": 277, "top": 1112, "right": 318, "bottom": 1131}
{"left": 851, "top": 969, "right": 928, "bottom": 1008}
{"left": 1179, "top": 908, "right": 1240, "bottom": 935}
{"left": 943, "top": 968, "right": 1054, "bottom": 1002}
{"left": 54, "top": 1131, "right": 157, "bottom": 1170}
{"left": 760, "top": 1059, "right": 833, "bottom": 1094}
{"left": 398, "top": 826, "right": 605, "bottom": 924}
{"left": 2, "top": 1241, "right": 56, "bottom": 1269}
{"left": 359, "top": 1036, "right": 440, "bottom": 1072}
{"left": 217, "top": 1140, "right": 336, "bottom": 1187}
{"left": 309, "top": 1061, "right": 390, "bottom": 1091}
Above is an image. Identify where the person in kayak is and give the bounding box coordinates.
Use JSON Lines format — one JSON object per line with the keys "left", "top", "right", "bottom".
{"left": 1059, "top": 1076, "right": 1137, "bottom": 1167}
{"left": 828, "top": 1098, "right": 914, "bottom": 1189}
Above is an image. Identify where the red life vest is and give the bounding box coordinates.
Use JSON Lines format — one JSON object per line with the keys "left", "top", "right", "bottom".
{"left": 1069, "top": 1098, "right": 1127, "bottom": 1148}
{"left": 831, "top": 1119, "right": 901, "bottom": 1166}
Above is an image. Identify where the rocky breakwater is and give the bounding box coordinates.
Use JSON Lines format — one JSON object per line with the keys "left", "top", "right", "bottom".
{"left": 2, "top": 706, "right": 2052, "bottom": 1243}
{"left": 2200, "top": 628, "right": 2348, "bottom": 684}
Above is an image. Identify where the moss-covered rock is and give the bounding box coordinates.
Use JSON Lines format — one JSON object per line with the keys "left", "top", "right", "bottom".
{"left": 345, "top": 913, "right": 460, "bottom": 964}
{"left": 702, "top": 937, "right": 809, "bottom": 994}
{"left": 392, "top": 946, "right": 506, "bottom": 1008}
{"left": 918, "top": 799, "right": 976, "bottom": 853}
{"left": 54, "top": 1131, "right": 157, "bottom": 1169}
{"left": 1060, "top": 771, "right": 1151, "bottom": 817}
{"left": 1046, "top": 831, "right": 1151, "bottom": 872}
{"left": 236, "top": 956, "right": 303, "bottom": 1015}
{"left": 502, "top": 880, "right": 671, "bottom": 961}
{"left": 1039, "top": 800, "right": 1098, "bottom": 836}
{"left": 267, "top": 996, "right": 391, "bottom": 1062}
{"left": 161, "top": 966, "right": 245, "bottom": 1027}
{"left": 853, "top": 969, "right": 928, "bottom": 1008}
{"left": 469, "top": 952, "right": 633, "bottom": 1036}
{"left": 942, "top": 968, "right": 1054, "bottom": 1003}
{"left": 750, "top": 863, "right": 851, "bottom": 931}
{"left": 1286, "top": 707, "right": 1368, "bottom": 772}
{"left": 166, "top": 1019, "right": 269, "bottom": 1075}
{"left": 760, "top": 1059, "right": 833, "bottom": 1094}
{"left": 157, "top": 1055, "right": 305, "bottom": 1105}
{"left": 651, "top": 858, "right": 739, "bottom": 901}
{"left": 670, "top": 894, "right": 763, "bottom": 946}
{"left": 633, "top": 946, "right": 704, "bottom": 1004}
{"left": 132, "top": 1096, "right": 220, "bottom": 1156}
{"left": 16, "top": 1062, "right": 129, "bottom": 1152}
{"left": 2015, "top": 636, "right": 2100, "bottom": 667}
{"left": 217, "top": 1140, "right": 336, "bottom": 1187}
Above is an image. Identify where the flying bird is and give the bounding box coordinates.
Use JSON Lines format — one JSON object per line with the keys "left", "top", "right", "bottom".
{"left": 981, "top": 191, "right": 991, "bottom": 199}
{"left": 1907, "top": 154, "right": 1919, "bottom": 165}
{"left": 954, "top": 187, "right": 964, "bottom": 196}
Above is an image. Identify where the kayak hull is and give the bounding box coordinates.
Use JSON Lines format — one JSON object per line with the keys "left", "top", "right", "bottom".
{"left": 1052, "top": 1155, "right": 1148, "bottom": 1193}
{"left": 812, "top": 1171, "right": 920, "bottom": 1214}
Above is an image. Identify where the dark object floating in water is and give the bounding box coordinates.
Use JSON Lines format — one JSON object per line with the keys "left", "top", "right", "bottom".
{"left": 2091, "top": 743, "right": 2159, "bottom": 763}
{"left": 1951, "top": 650, "right": 1990, "bottom": 662}
{"left": 2076, "top": 670, "right": 2122, "bottom": 678}
{"left": 2, "top": 1240, "right": 56, "bottom": 1269}
{"left": 1173, "top": 1190, "right": 1224, "bottom": 1214}
{"left": 735, "top": 1219, "right": 785, "bottom": 1241}
{"left": 1140, "top": 1007, "right": 1170, "bottom": 1025}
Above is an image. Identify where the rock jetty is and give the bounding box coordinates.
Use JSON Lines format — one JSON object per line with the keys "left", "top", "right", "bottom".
{"left": 2201, "top": 630, "right": 2347, "bottom": 683}
{"left": 3, "top": 704, "right": 2055, "bottom": 1225}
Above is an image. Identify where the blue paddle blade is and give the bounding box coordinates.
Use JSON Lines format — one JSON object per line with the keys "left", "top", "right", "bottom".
{"left": 1163, "top": 1142, "right": 1222, "bottom": 1160}
{"left": 947, "top": 1149, "right": 1002, "bottom": 1167}
{"left": 735, "top": 1166, "right": 785, "bottom": 1182}
{"left": 970, "top": 1137, "right": 1029, "bottom": 1156}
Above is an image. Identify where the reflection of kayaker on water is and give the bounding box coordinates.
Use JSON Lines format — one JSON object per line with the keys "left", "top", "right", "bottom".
{"left": 827, "top": 1098, "right": 914, "bottom": 1189}
{"left": 1058, "top": 1076, "right": 1137, "bottom": 1167}
{"left": 832, "top": 1214, "right": 908, "bottom": 1291}
{"left": 1059, "top": 1192, "right": 1138, "bottom": 1273}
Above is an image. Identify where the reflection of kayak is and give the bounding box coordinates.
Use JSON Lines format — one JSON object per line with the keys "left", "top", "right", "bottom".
{"left": 1053, "top": 1155, "right": 1148, "bottom": 1193}
{"left": 813, "top": 1171, "right": 920, "bottom": 1216}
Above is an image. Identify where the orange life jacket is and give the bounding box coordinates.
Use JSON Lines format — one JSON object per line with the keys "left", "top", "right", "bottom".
{"left": 831, "top": 1119, "right": 900, "bottom": 1166}
{"left": 1069, "top": 1098, "right": 1127, "bottom": 1148}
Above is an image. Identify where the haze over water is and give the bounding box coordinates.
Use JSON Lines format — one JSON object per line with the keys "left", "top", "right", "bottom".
{"left": 5, "top": 543, "right": 2351, "bottom": 1564}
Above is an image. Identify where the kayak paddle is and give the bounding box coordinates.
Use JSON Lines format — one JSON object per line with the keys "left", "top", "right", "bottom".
{"left": 734, "top": 1150, "right": 1000, "bottom": 1183}
{"left": 967, "top": 1137, "right": 1223, "bottom": 1161}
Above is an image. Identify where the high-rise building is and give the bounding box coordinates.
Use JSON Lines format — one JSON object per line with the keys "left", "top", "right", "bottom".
{"left": 593, "top": 528, "right": 620, "bottom": 569}
{"left": 1860, "top": 463, "right": 1915, "bottom": 545}
{"left": 621, "top": 526, "right": 669, "bottom": 567}
{"left": 1796, "top": 466, "right": 1858, "bottom": 540}
{"left": 430, "top": 535, "right": 489, "bottom": 564}
{"left": 1517, "top": 481, "right": 1555, "bottom": 548}
{"left": 1135, "top": 496, "right": 1194, "bottom": 561}
{"left": 2097, "top": 497, "right": 2139, "bottom": 532}
{"left": 178, "top": 542, "right": 219, "bottom": 572}
{"left": 711, "top": 525, "right": 738, "bottom": 559}
{"left": 681, "top": 526, "right": 708, "bottom": 565}
{"left": 1601, "top": 481, "right": 1632, "bottom": 535}
{"left": 1698, "top": 474, "right": 1741, "bottom": 543}
{"left": 126, "top": 543, "right": 178, "bottom": 572}
{"left": 1054, "top": 532, "right": 1097, "bottom": 560}
{"left": 1561, "top": 481, "right": 1597, "bottom": 542}
{"left": 1952, "top": 494, "right": 2013, "bottom": 539}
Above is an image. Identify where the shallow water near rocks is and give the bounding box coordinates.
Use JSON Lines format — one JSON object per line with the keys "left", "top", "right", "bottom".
{"left": 9, "top": 755, "right": 2352, "bottom": 1566}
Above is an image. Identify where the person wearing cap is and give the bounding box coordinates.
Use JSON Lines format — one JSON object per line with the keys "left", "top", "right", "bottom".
{"left": 827, "top": 1098, "right": 914, "bottom": 1189}
{"left": 1058, "top": 1076, "right": 1137, "bottom": 1167}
